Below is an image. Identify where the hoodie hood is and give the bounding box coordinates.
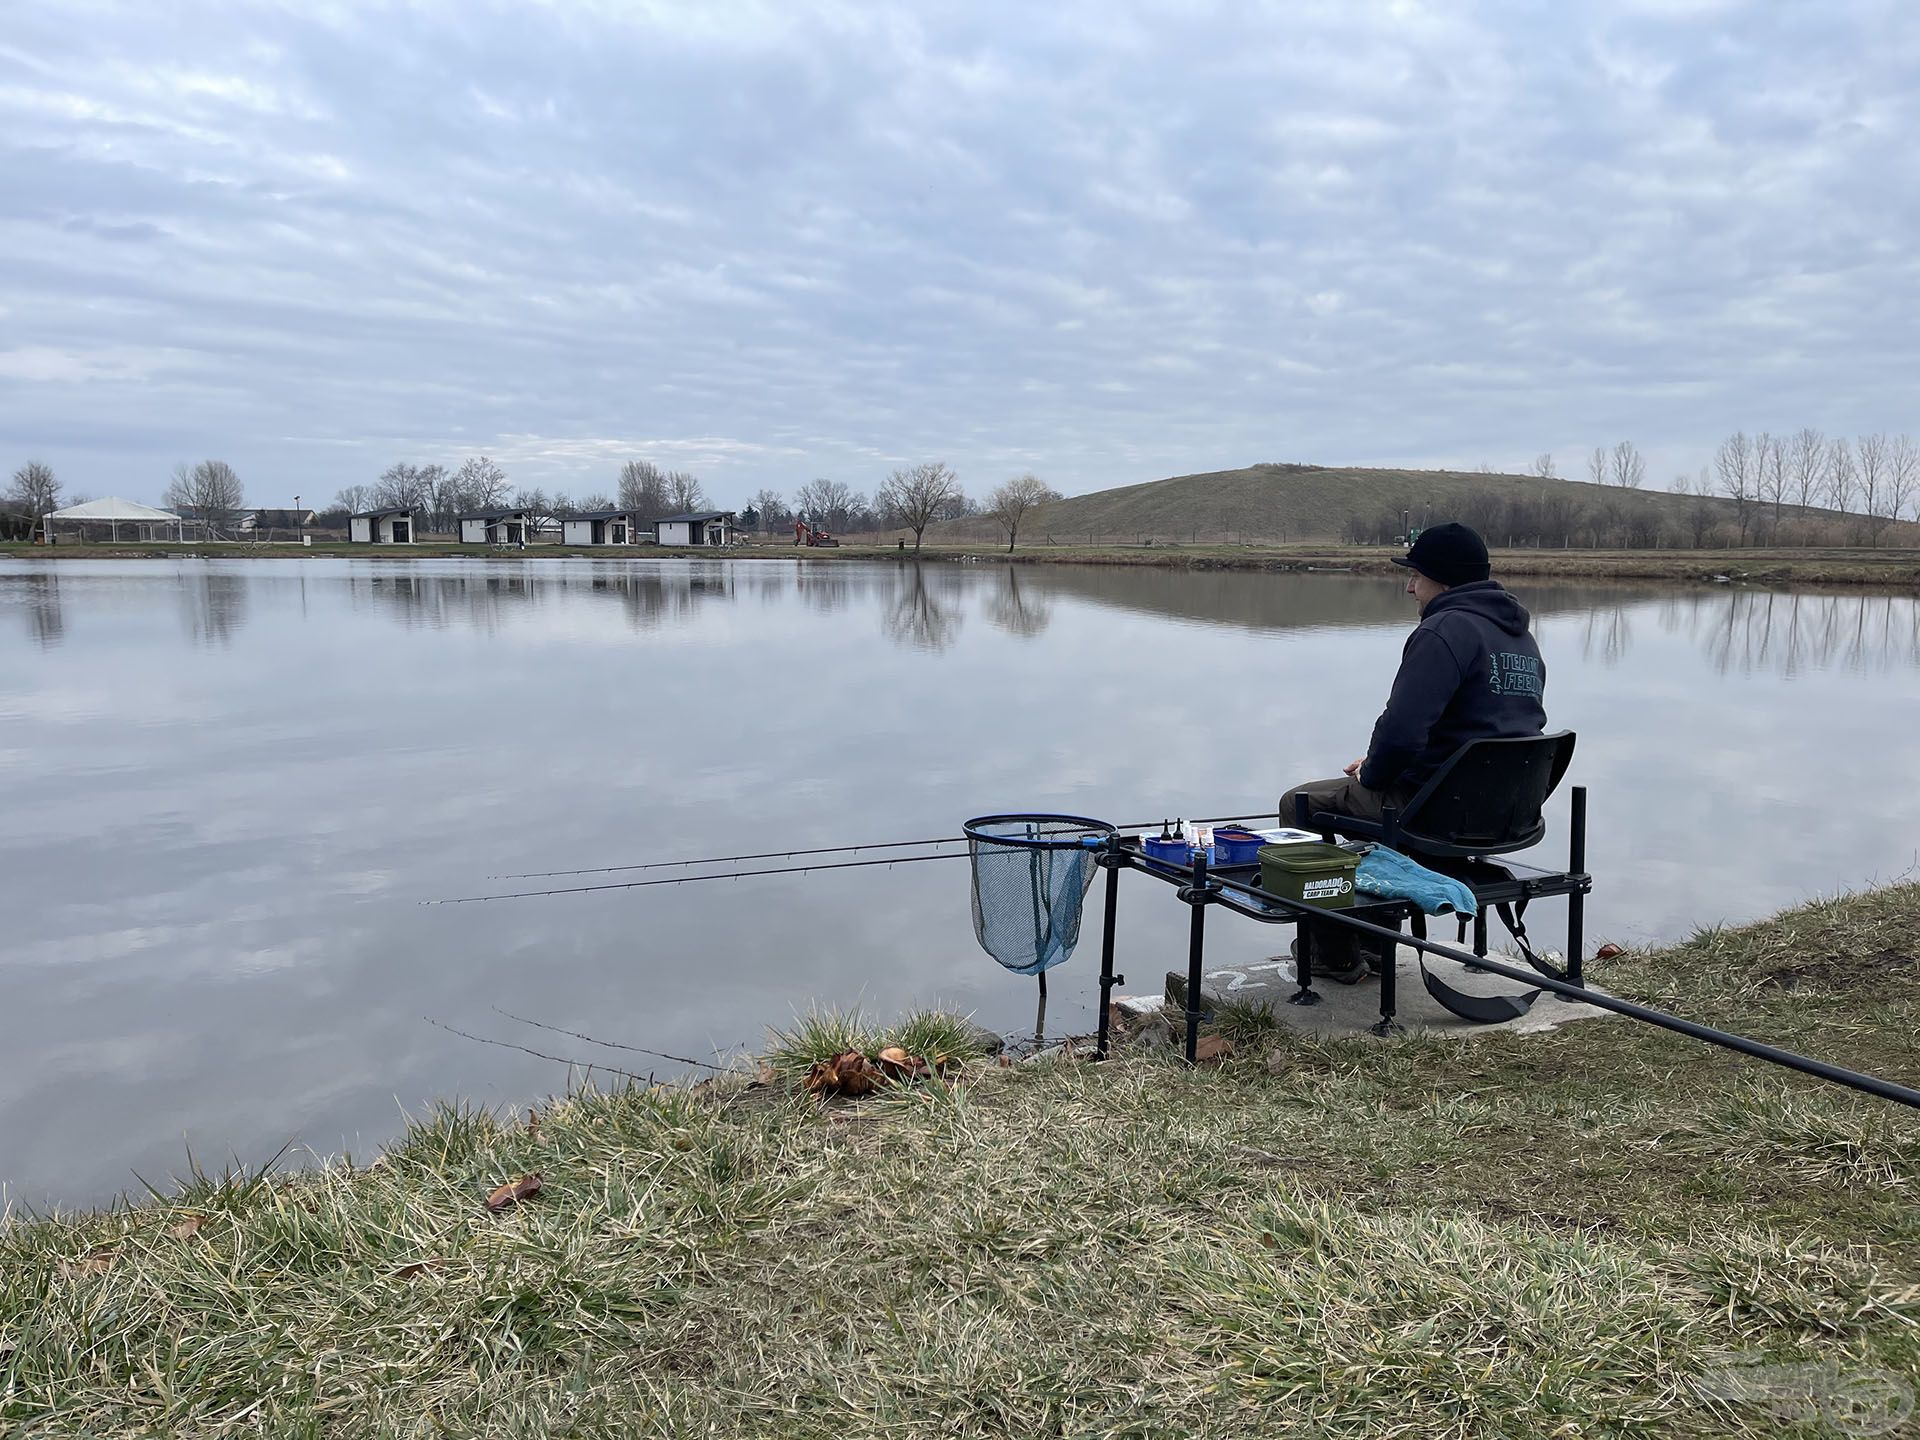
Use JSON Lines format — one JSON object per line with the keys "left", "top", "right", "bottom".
{"left": 1422, "top": 579, "right": 1531, "bottom": 636}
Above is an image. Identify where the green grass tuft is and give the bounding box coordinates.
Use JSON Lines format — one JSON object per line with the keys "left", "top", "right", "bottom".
{"left": 890, "top": 1008, "right": 992, "bottom": 1064}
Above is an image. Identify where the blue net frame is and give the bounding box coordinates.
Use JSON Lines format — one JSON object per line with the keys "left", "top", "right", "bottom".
{"left": 963, "top": 814, "right": 1116, "bottom": 976}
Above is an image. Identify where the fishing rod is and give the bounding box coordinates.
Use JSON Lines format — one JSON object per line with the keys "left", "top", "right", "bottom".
{"left": 484, "top": 811, "right": 1283, "bottom": 882}
{"left": 425, "top": 848, "right": 969, "bottom": 906}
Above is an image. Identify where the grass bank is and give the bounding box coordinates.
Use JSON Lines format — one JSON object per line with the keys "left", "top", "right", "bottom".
{"left": 6, "top": 887, "right": 1920, "bottom": 1435}
{"left": 8, "top": 537, "right": 1918, "bottom": 589}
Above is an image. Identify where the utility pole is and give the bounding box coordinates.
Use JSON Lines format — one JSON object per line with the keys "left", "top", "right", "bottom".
{"left": 294, "top": 494, "right": 302, "bottom": 547}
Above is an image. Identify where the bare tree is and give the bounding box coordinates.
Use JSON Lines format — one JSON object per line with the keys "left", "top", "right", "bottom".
{"left": 165, "top": 460, "right": 246, "bottom": 536}
{"left": 795, "top": 477, "right": 855, "bottom": 531}
{"left": 577, "top": 492, "right": 613, "bottom": 512}
{"left": 1609, "top": 441, "right": 1646, "bottom": 489}
{"left": 1885, "top": 434, "right": 1919, "bottom": 532}
{"left": 619, "top": 460, "right": 669, "bottom": 520}
{"left": 6, "top": 460, "right": 61, "bottom": 526}
{"left": 334, "top": 483, "right": 370, "bottom": 514}
{"left": 987, "top": 473, "right": 1062, "bottom": 553}
{"left": 550, "top": 493, "right": 577, "bottom": 517}
{"left": 748, "top": 487, "right": 786, "bottom": 532}
{"left": 1856, "top": 433, "right": 1888, "bottom": 536}
{"left": 1824, "top": 437, "right": 1856, "bottom": 516}
{"left": 877, "top": 461, "right": 961, "bottom": 551}
{"left": 372, "top": 462, "right": 436, "bottom": 512}
{"left": 1586, "top": 447, "right": 1607, "bottom": 488}
{"left": 454, "top": 455, "right": 510, "bottom": 509}
{"left": 1787, "top": 427, "right": 1828, "bottom": 530}
{"left": 664, "top": 471, "right": 708, "bottom": 513}
{"left": 1754, "top": 431, "right": 1786, "bottom": 538}
{"left": 1530, "top": 453, "right": 1556, "bottom": 479}
{"left": 1714, "top": 432, "right": 1755, "bottom": 545}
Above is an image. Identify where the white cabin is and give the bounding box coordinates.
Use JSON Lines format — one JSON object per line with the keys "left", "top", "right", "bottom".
{"left": 655, "top": 512, "right": 734, "bottom": 547}
{"left": 458, "top": 509, "right": 533, "bottom": 545}
{"left": 561, "top": 510, "right": 641, "bottom": 546}
{"left": 349, "top": 508, "right": 415, "bottom": 543}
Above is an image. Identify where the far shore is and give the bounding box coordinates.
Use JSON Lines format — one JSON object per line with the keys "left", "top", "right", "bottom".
{"left": 5, "top": 537, "right": 1919, "bottom": 589}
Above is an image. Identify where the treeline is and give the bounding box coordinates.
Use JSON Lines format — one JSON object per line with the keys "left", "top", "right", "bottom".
{"left": 329, "top": 458, "right": 1060, "bottom": 551}
{"left": 1347, "top": 432, "right": 1920, "bottom": 549}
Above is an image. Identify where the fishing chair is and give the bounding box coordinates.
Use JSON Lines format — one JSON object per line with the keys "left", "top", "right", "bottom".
{"left": 1295, "top": 731, "right": 1580, "bottom": 1022}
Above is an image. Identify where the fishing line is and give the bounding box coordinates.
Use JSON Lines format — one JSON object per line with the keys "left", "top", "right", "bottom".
{"left": 491, "top": 1006, "right": 739, "bottom": 1073}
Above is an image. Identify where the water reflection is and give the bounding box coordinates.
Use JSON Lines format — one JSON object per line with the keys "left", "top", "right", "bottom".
{"left": 881, "top": 562, "right": 964, "bottom": 652}
{"left": 348, "top": 564, "right": 737, "bottom": 633}
{"left": 177, "top": 569, "right": 250, "bottom": 648}
{"left": 6, "top": 560, "right": 1918, "bottom": 681}
{"left": 986, "top": 566, "right": 1052, "bottom": 638}
{"left": 1554, "top": 588, "right": 1920, "bottom": 676}
{"left": 15, "top": 571, "right": 64, "bottom": 648}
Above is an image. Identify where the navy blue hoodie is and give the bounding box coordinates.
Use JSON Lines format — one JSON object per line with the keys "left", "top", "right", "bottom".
{"left": 1360, "top": 580, "right": 1547, "bottom": 792}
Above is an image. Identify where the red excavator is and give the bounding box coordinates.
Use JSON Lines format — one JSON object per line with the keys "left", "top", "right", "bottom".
{"left": 794, "top": 518, "right": 840, "bottom": 547}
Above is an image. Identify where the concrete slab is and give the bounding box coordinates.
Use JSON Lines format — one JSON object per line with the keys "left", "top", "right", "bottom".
{"left": 1160, "top": 944, "right": 1618, "bottom": 1039}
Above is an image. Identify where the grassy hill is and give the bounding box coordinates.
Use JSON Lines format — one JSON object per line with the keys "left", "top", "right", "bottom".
{"left": 932, "top": 462, "right": 1906, "bottom": 549}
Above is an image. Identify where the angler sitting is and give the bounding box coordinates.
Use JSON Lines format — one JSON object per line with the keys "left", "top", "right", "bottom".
{"left": 1278, "top": 522, "right": 1548, "bottom": 976}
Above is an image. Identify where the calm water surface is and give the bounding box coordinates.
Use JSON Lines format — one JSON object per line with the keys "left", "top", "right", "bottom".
{"left": 4, "top": 556, "right": 1918, "bottom": 1206}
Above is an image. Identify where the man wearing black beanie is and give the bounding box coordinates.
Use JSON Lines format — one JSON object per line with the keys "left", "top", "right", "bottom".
{"left": 1279, "top": 521, "right": 1547, "bottom": 838}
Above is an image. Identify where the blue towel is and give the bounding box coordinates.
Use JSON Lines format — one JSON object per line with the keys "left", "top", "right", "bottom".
{"left": 1354, "top": 845, "right": 1478, "bottom": 917}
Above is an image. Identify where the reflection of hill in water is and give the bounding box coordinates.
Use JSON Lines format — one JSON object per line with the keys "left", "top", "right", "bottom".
{"left": 989, "top": 564, "right": 1920, "bottom": 679}
{"left": 996, "top": 563, "right": 1637, "bottom": 635}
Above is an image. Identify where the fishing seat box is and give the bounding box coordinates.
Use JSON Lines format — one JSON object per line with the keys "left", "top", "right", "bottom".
{"left": 1257, "top": 842, "right": 1360, "bottom": 909}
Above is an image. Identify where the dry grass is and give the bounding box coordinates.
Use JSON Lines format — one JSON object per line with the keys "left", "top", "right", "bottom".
{"left": 5, "top": 890, "right": 1920, "bottom": 1436}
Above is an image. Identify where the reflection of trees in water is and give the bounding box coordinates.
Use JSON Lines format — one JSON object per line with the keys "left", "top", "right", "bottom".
{"left": 985, "top": 566, "right": 1052, "bottom": 638}
{"left": 12, "top": 572, "right": 65, "bottom": 648}
{"left": 1646, "top": 589, "right": 1920, "bottom": 676}
{"left": 881, "top": 562, "right": 964, "bottom": 652}
{"left": 746, "top": 566, "right": 791, "bottom": 608}
{"left": 795, "top": 565, "right": 862, "bottom": 615}
{"left": 178, "top": 569, "right": 250, "bottom": 647}
{"left": 1579, "top": 606, "right": 1633, "bottom": 666}
{"left": 348, "top": 563, "right": 737, "bottom": 634}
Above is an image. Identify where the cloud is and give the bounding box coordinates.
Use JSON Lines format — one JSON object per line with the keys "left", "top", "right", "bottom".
{"left": 1, "top": 0, "right": 1917, "bottom": 505}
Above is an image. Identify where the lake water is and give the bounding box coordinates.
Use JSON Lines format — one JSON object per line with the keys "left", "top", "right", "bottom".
{"left": 4, "top": 556, "right": 1919, "bottom": 1207}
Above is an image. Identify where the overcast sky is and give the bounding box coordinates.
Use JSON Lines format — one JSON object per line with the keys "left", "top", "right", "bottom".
{"left": 3, "top": 1, "right": 1917, "bottom": 510}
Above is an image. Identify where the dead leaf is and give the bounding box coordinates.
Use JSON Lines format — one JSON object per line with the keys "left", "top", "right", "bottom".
{"left": 62, "top": 1246, "right": 118, "bottom": 1279}
{"left": 525, "top": 1109, "right": 540, "bottom": 1137}
{"left": 875, "top": 1046, "right": 931, "bottom": 1082}
{"left": 168, "top": 1213, "right": 206, "bottom": 1240}
{"left": 484, "top": 1174, "right": 543, "bottom": 1212}
{"left": 1194, "top": 1035, "right": 1235, "bottom": 1065}
{"left": 803, "top": 1050, "right": 880, "bottom": 1098}
{"left": 1594, "top": 942, "right": 1625, "bottom": 961}
{"left": 393, "top": 1260, "right": 439, "bottom": 1280}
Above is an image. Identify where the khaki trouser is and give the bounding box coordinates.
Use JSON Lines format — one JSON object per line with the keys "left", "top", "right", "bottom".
{"left": 1277, "top": 774, "right": 1419, "bottom": 832}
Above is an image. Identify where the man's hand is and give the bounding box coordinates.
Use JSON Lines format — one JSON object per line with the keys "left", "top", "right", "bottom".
{"left": 1342, "top": 757, "right": 1366, "bottom": 779}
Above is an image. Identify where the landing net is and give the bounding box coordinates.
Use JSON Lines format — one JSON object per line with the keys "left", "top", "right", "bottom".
{"left": 963, "top": 814, "right": 1115, "bottom": 975}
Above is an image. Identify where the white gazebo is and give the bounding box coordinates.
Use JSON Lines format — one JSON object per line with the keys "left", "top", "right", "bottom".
{"left": 45, "top": 497, "right": 185, "bottom": 543}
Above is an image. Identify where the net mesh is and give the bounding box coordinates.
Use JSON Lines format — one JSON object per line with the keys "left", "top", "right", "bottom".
{"left": 964, "top": 816, "right": 1114, "bottom": 975}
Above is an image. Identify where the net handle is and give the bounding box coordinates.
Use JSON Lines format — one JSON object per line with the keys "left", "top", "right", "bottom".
{"left": 963, "top": 813, "right": 1118, "bottom": 852}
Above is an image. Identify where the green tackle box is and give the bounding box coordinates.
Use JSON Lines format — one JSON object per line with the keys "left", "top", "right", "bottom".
{"left": 1257, "top": 842, "right": 1360, "bottom": 909}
